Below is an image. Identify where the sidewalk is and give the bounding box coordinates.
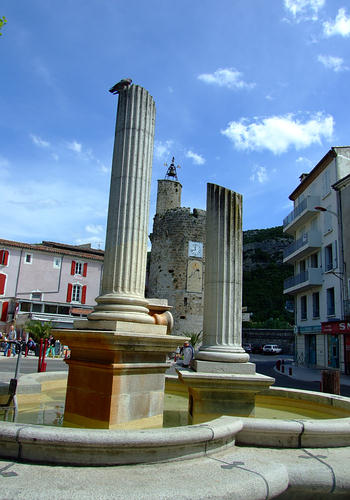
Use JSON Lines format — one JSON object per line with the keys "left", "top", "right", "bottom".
{"left": 274, "top": 359, "right": 350, "bottom": 386}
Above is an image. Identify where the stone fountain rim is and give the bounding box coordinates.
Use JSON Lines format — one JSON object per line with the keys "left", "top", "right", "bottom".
{"left": 1, "top": 370, "right": 350, "bottom": 466}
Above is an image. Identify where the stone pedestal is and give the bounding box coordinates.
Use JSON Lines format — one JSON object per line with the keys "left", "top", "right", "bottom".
{"left": 178, "top": 371, "right": 274, "bottom": 423}
{"left": 178, "top": 184, "right": 274, "bottom": 421}
{"left": 57, "top": 324, "right": 183, "bottom": 429}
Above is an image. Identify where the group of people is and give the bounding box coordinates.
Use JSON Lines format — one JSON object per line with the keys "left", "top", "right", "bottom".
{"left": 0, "top": 324, "right": 56, "bottom": 358}
{"left": 0, "top": 324, "right": 18, "bottom": 356}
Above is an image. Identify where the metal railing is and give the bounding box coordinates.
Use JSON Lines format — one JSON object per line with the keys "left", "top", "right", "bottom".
{"left": 283, "top": 196, "right": 320, "bottom": 228}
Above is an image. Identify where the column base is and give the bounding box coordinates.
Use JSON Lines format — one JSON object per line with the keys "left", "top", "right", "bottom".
{"left": 196, "top": 345, "right": 249, "bottom": 363}
{"left": 87, "top": 293, "right": 154, "bottom": 324}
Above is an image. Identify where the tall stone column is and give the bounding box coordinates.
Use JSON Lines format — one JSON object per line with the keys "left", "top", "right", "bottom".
{"left": 196, "top": 183, "right": 249, "bottom": 363}
{"left": 55, "top": 84, "right": 184, "bottom": 429}
{"left": 88, "top": 84, "right": 155, "bottom": 324}
{"left": 178, "top": 183, "right": 274, "bottom": 421}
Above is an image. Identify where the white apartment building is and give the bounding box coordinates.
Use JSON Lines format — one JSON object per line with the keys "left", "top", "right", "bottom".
{"left": 283, "top": 147, "right": 350, "bottom": 373}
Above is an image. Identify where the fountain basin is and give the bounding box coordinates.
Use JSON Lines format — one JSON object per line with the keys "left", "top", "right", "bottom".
{"left": 1, "top": 371, "right": 350, "bottom": 466}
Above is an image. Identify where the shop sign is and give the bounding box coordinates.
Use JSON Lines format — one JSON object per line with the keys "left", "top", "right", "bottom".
{"left": 322, "top": 321, "right": 350, "bottom": 334}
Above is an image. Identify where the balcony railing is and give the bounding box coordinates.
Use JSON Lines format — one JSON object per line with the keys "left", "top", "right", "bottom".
{"left": 283, "top": 196, "right": 320, "bottom": 233}
{"left": 284, "top": 268, "right": 323, "bottom": 294}
{"left": 283, "top": 229, "right": 321, "bottom": 263}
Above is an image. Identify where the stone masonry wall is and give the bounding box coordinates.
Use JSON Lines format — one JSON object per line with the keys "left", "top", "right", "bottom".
{"left": 148, "top": 207, "right": 206, "bottom": 334}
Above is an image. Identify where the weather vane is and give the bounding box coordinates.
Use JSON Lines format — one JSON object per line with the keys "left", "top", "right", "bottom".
{"left": 164, "top": 156, "right": 180, "bottom": 181}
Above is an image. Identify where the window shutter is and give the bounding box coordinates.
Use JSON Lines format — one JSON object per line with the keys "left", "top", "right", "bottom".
{"left": 83, "top": 263, "right": 88, "bottom": 277}
{"left": 0, "top": 273, "right": 6, "bottom": 295}
{"left": 66, "top": 283, "right": 73, "bottom": 302}
{"left": 71, "top": 261, "right": 76, "bottom": 275}
{"left": 1, "top": 301, "right": 8, "bottom": 322}
{"left": 0, "top": 251, "right": 3, "bottom": 264}
{"left": 3, "top": 251, "right": 9, "bottom": 266}
{"left": 81, "top": 285, "right": 87, "bottom": 304}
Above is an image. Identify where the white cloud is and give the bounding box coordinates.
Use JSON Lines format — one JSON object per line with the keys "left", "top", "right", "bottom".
{"left": 154, "top": 140, "right": 173, "bottom": 161}
{"left": 85, "top": 224, "right": 103, "bottom": 234}
{"left": 67, "top": 140, "right": 82, "bottom": 153}
{"left": 197, "top": 68, "right": 255, "bottom": 90}
{"left": 296, "top": 156, "right": 313, "bottom": 167}
{"left": 30, "top": 134, "right": 50, "bottom": 148}
{"left": 318, "top": 54, "right": 348, "bottom": 72}
{"left": 323, "top": 8, "right": 350, "bottom": 37}
{"left": 284, "top": 0, "right": 325, "bottom": 21}
{"left": 185, "top": 150, "right": 206, "bottom": 165}
{"left": 221, "top": 112, "right": 334, "bottom": 154}
{"left": 250, "top": 165, "right": 268, "bottom": 184}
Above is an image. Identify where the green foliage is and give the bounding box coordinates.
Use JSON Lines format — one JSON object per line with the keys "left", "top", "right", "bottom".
{"left": 25, "top": 320, "right": 52, "bottom": 343}
{"left": 0, "top": 16, "right": 7, "bottom": 36}
{"left": 181, "top": 331, "right": 202, "bottom": 348}
{"left": 243, "top": 263, "right": 294, "bottom": 324}
{"left": 243, "top": 226, "right": 293, "bottom": 244}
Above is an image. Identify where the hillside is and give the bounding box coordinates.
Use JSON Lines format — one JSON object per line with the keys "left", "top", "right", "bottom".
{"left": 243, "top": 226, "right": 294, "bottom": 326}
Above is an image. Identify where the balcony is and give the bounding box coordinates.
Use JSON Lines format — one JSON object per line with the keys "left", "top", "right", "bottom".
{"left": 283, "top": 268, "right": 323, "bottom": 295}
{"left": 283, "top": 229, "right": 322, "bottom": 264}
{"left": 283, "top": 196, "right": 320, "bottom": 234}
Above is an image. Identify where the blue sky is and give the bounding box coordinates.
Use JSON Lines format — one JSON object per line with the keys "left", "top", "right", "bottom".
{"left": 1, "top": 0, "right": 350, "bottom": 248}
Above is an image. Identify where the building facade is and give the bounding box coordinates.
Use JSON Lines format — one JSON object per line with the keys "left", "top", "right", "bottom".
{"left": 283, "top": 147, "right": 350, "bottom": 373}
{"left": 0, "top": 239, "right": 103, "bottom": 331}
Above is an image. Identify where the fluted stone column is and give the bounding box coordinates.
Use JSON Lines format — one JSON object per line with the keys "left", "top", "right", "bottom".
{"left": 88, "top": 84, "right": 155, "bottom": 324}
{"left": 179, "top": 183, "right": 274, "bottom": 421}
{"left": 196, "top": 183, "right": 249, "bottom": 364}
{"left": 55, "top": 85, "right": 185, "bottom": 429}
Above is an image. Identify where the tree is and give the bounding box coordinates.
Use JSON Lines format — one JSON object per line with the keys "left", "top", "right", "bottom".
{"left": 25, "top": 320, "right": 52, "bottom": 343}
{"left": 0, "top": 16, "right": 7, "bottom": 36}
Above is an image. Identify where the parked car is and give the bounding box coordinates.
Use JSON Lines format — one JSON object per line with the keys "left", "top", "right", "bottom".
{"left": 262, "top": 344, "right": 282, "bottom": 355}
{"left": 243, "top": 343, "right": 252, "bottom": 353}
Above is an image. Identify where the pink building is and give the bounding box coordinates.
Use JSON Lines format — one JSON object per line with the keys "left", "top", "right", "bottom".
{"left": 0, "top": 239, "right": 103, "bottom": 330}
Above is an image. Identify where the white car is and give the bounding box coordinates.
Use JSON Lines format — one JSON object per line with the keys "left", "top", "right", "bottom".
{"left": 262, "top": 344, "right": 282, "bottom": 354}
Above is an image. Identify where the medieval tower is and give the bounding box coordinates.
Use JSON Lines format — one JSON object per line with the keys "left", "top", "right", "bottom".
{"left": 148, "top": 158, "right": 205, "bottom": 335}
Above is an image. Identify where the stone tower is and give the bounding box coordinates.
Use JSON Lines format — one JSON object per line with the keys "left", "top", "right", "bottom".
{"left": 156, "top": 180, "right": 182, "bottom": 214}
{"left": 148, "top": 163, "right": 206, "bottom": 335}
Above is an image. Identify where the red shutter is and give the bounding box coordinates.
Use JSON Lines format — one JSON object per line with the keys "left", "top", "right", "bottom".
{"left": 0, "top": 251, "right": 3, "bottom": 265}
{"left": 83, "top": 262, "right": 88, "bottom": 277}
{"left": 71, "top": 261, "right": 76, "bottom": 275}
{"left": 1, "top": 301, "right": 8, "bottom": 322}
{"left": 81, "top": 285, "right": 87, "bottom": 304}
{"left": 3, "top": 251, "right": 9, "bottom": 266}
{"left": 0, "top": 273, "right": 6, "bottom": 295}
{"left": 66, "top": 283, "right": 73, "bottom": 302}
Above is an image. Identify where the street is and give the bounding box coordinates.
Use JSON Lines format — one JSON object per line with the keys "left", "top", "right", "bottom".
{"left": 1, "top": 353, "right": 350, "bottom": 398}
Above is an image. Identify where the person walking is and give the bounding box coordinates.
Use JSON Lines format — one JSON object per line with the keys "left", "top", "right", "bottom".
{"left": 45, "top": 334, "right": 56, "bottom": 357}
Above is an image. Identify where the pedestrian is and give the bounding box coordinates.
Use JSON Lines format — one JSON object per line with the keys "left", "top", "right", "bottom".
{"left": 4, "top": 324, "right": 17, "bottom": 357}
{"left": 182, "top": 341, "right": 194, "bottom": 368}
{"left": 45, "top": 334, "right": 56, "bottom": 357}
